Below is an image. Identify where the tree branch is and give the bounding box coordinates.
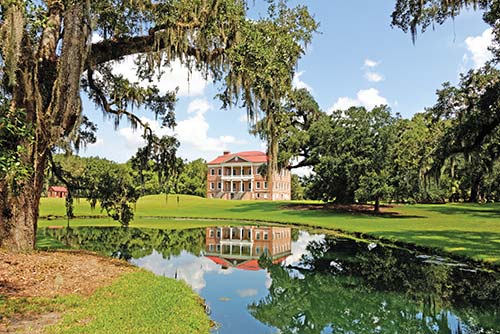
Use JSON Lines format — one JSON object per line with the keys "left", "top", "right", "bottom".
{"left": 86, "top": 68, "right": 154, "bottom": 138}
{"left": 89, "top": 31, "right": 224, "bottom": 68}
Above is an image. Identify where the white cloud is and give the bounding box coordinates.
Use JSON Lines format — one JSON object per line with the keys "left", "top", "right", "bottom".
{"left": 118, "top": 98, "right": 246, "bottom": 160}
{"left": 357, "top": 88, "right": 388, "bottom": 110}
{"left": 362, "top": 59, "right": 384, "bottom": 83}
{"left": 364, "top": 59, "right": 379, "bottom": 68}
{"left": 330, "top": 97, "right": 360, "bottom": 111}
{"left": 187, "top": 99, "right": 211, "bottom": 114}
{"left": 87, "top": 137, "right": 104, "bottom": 148}
{"left": 464, "top": 28, "right": 493, "bottom": 69}
{"left": 292, "top": 71, "right": 313, "bottom": 92}
{"left": 176, "top": 99, "right": 246, "bottom": 156}
{"left": 365, "top": 71, "right": 383, "bottom": 83}
{"left": 131, "top": 250, "right": 233, "bottom": 292}
{"left": 237, "top": 289, "right": 258, "bottom": 298}
{"left": 284, "top": 231, "right": 325, "bottom": 267}
{"left": 118, "top": 116, "right": 174, "bottom": 151}
{"left": 111, "top": 56, "right": 208, "bottom": 97}
{"left": 329, "top": 88, "right": 388, "bottom": 112}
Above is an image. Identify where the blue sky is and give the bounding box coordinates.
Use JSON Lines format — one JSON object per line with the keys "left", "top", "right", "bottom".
{"left": 80, "top": 1, "right": 493, "bottom": 166}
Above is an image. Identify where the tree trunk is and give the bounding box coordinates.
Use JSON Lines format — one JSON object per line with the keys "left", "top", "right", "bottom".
{"left": 0, "top": 1, "right": 89, "bottom": 251}
{"left": 0, "top": 157, "right": 47, "bottom": 251}
{"left": 374, "top": 197, "right": 380, "bottom": 213}
{"left": 469, "top": 174, "right": 481, "bottom": 203}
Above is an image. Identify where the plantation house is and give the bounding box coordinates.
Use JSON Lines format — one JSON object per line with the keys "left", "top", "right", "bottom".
{"left": 207, "top": 151, "right": 291, "bottom": 200}
{"left": 204, "top": 226, "right": 292, "bottom": 270}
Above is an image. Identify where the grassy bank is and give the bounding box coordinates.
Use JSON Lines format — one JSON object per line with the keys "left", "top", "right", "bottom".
{"left": 39, "top": 195, "right": 500, "bottom": 263}
{"left": 1, "top": 270, "right": 210, "bottom": 334}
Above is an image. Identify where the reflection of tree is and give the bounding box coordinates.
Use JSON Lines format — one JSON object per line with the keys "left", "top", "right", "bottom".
{"left": 251, "top": 237, "right": 499, "bottom": 334}
{"left": 41, "top": 227, "right": 205, "bottom": 260}
{"left": 301, "top": 238, "right": 499, "bottom": 309}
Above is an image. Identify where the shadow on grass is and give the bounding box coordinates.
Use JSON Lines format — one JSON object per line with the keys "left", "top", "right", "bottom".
{"left": 228, "top": 201, "right": 425, "bottom": 219}
{"left": 371, "top": 230, "right": 500, "bottom": 263}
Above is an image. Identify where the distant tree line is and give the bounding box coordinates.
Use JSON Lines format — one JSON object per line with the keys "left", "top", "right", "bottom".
{"left": 46, "top": 151, "right": 208, "bottom": 224}
{"left": 284, "top": 66, "right": 500, "bottom": 209}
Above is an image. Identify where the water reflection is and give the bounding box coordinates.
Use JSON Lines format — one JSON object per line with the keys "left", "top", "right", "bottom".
{"left": 40, "top": 226, "right": 499, "bottom": 334}
{"left": 204, "top": 226, "right": 292, "bottom": 270}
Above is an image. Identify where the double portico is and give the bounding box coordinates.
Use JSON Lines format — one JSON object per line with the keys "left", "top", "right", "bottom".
{"left": 206, "top": 151, "right": 289, "bottom": 200}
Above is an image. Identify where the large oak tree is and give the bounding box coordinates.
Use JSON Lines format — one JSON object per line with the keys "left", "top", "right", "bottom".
{"left": 0, "top": 0, "right": 317, "bottom": 251}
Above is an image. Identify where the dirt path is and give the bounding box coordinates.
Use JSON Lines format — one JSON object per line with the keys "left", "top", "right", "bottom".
{"left": 0, "top": 250, "right": 135, "bottom": 333}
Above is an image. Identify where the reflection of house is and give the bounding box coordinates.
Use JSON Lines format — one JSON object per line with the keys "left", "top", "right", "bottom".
{"left": 47, "top": 186, "right": 68, "bottom": 198}
{"left": 206, "top": 151, "right": 291, "bottom": 200}
{"left": 204, "top": 226, "right": 292, "bottom": 270}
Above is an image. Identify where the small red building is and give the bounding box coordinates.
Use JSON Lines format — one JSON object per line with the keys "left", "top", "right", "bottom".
{"left": 47, "top": 186, "right": 68, "bottom": 198}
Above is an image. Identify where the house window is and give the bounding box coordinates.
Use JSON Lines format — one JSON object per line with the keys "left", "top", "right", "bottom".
{"left": 210, "top": 169, "right": 215, "bottom": 176}
{"left": 263, "top": 232, "right": 268, "bottom": 240}
{"left": 210, "top": 182, "right": 214, "bottom": 190}
{"left": 218, "top": 182, "right": 222, "bottom": 189}
{"left": 255, "top": 247, "right": 260, "bottom": 255}
{"left": 217, "top": 230, "right": 221, "bottom": 238}
{"left": 218, "top": 168, "right": 222, "bottom": 176}
{"left": 256, "top": 232, "right": 260, "bottom": 240}
{"left": 209, "top": 244, "right": 214, "bottom": 251}
{"left": 257, "top": 193, "right": 260, "bottom": 198}
{"left": 248, "top": 230, "right": 252, "bottom": 238}
{"left": 264, "top": 181, "right": 268, "bottom": 189}
{"left": 216, "top": 244, "right": 221, "bottom": 252}
{"left": 210, "top": 229, "right": 214, "bottom": 237}
{"left": 256, "top": 182, "right": 260, "bottom": 189}
{"left": 249, "top": 182, "right": 252, "bottom": 190}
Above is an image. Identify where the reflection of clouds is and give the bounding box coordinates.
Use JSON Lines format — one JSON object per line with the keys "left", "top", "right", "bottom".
{"left": 284, "top": 231, "right": 325, "bottom": 266}
{"left": 237, "top": 288, "right": 258, "bottom": 298}
{"left": 264, "top": 271, "right": 273, "bottom": 289}
{"left": 131, "top": 250, "right": 233, "bottom": 292}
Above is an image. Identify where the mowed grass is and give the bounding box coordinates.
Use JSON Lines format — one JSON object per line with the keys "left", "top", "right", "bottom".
{"left": 1, "top": 271, "right": 210, "bottom": 334}
{"left": 40, "top": 195, "right": 500, "bottom": 263}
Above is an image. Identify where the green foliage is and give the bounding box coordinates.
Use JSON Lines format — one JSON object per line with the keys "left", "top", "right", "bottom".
{"left": 41, "top": 226, "right": 206, "bottom": 260}
{"left": 49, "top": 155, "right": 139, "bottom": 226}
{"left": 0, "top": 98, "right": 33, "bottom": 194}
{"left": 290, "top": 174, "right": 304, "bottom": 200}
{"left": 305, "top": 105, "right": 397, "bottom": 207}
{"left": 251, "top": 237, "right": 499, "bottom": 333}
{"left": 176, "top": 158, "right": 207, "bottom": 197}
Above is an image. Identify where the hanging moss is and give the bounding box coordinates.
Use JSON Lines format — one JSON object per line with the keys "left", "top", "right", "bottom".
{"left": 0, "top": 3, "right": 24, "bottom": 87}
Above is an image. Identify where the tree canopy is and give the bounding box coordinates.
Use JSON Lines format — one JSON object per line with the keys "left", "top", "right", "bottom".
{"left": 0, "top": 0, "right": 317, "bottom": 250}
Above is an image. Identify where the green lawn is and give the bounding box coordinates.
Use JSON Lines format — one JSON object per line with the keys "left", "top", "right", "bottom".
{"left": 39, "top": 195, "right": 500, "bottom": 263}
{"left": 1, "top": 271, "right": 210, "bottom": 334}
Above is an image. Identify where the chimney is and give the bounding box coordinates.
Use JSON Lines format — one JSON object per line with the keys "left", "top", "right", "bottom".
{"left": 223, "top": 151, "right": 230, "bottom": 155}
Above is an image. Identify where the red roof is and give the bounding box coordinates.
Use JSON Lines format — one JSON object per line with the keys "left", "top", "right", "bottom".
{"left": 48, "top": 186, "right": 68, "bottom": 192}
{"left": 207, "top": 151, "right": 268, "bottom": 165}
{"left": 236, "top": 259, "right": 261, "bottom": 271}
{"left": 205, "top": 256, "right": 232, "bottom": 267}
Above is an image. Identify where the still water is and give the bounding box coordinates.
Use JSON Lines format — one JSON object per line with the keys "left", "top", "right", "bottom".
{"left": 41, "top": 225, "right": 500, "bottom": 334}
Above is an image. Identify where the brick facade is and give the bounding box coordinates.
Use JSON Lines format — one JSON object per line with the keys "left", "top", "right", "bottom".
{"left": 206, "top": 151, "right": 291, "bottom": 200}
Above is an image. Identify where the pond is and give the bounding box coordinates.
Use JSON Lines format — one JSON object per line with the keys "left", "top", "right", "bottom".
{"left": 40, "top": 225, "right": 500, "bottom": 334}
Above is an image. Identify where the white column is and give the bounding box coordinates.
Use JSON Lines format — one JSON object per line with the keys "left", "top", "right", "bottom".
{"left": 240, "top": 165, "right": 243, "bottom": 176}
{"left": 231, "top": 166, "right": 233, "bottom": 176}
{"left": 229, "top": 227, "right": 233, "bottom": 240}
{"left": 231, "top": 181, "right": 234, "bottom": 192}
{"left": 240, "top": 181, "right": 243, "bottom": 192}
{"left": 250, "top": 229, "right": 253, "bottom": 242}
{"left": 240, "top": 228, "right": 243, "bottom": 240}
